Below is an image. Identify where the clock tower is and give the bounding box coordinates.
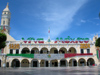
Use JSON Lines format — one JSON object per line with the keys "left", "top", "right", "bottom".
{"left": 0, "top": 3, "right": 11, "bottom": 34}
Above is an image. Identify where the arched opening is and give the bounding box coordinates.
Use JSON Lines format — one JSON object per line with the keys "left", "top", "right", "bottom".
{"left": 40, "top": 60, "right": 48, "bottom": 67}
{"left": 78, "top": 58, "right": 86, "bottom": 66}
{"left": 40, "top": 47, "right": 48, "bottom": 54}
{"left": 21, "top": 59, "right": 29, "bottom": 67}
{"left": 21, "top": 47, "right": 30, "bottom": 54}
{"left": 6, "top": 62, "right": 9, "bottom": 67}
{"left": 60, "top": 59, "right": 67, "bottom": 67}
{"left": 68, "top": 47, "right": 76, "bottom": 53}
{"left": 87, "top": 58, "right": 95, "bottom": 66}
{"left": 31, "top": 47, "right": 39, "bottom": 54}
{"left": 59, "top": 47, "right": 67, "bottom": 54}
{"left": 11, "top": 59, "right": 20, "bottom": 67}
{"left": 50, "top": 59, "right": 58, "bottom": 67}
{"left": 50, "top": 47, "right": 58, "bottom": 54}
{"left": 31, "top": 59, "right": 39, "bottom": 67}
{"left": 0, "top": 60, "right": 1, "bottom": 67}
{"left": 69, "top": 59, "right": 77, "bottom": 67}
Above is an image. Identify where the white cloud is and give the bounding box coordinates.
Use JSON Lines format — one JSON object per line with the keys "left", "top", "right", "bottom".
{"left": 39, "top": 0, "right": 88, "bottom": 39}
{"left": 76, "top": 23, "right": 81, "bottom": 26}
{"left": 94, "top": 17, "right": 99, "bottom": 19}
{"left": 85, "top": 31, "right": 100, "bottom": 39}
{"left": 96, "top": 23, "right": 100, "bottom": 26}
{"left": 18, "top": 0, "right": 88, "bottom": 40}
{"left": 81, "top": 19, "right": 86, "bottom": 23}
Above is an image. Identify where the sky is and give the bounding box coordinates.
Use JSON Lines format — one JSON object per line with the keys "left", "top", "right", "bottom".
{"left": 0, "top": 0, "right": 100, "bottom": 40}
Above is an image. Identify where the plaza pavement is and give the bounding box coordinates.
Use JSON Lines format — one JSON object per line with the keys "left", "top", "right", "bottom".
{"left": 0, "top": 67, "right": 100, "bottom": 75}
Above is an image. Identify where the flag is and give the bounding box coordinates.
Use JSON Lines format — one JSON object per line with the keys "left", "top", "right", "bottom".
{"left": 48, "top": 27, "right": 50, "bottom": 33}
{"left": 3, "top": 26, "right": 6, "bottom": 31}
{"left": 1, "top": 26, "right": 3, "bottom": 30}
{"left": 97, "top": 50, "right": 100, "bottom": 59}
{"left": 1, "top": 48, "right": 4, "bottom": 53}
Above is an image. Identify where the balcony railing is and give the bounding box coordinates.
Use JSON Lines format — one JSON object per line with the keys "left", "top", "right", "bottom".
{"left": 34, "top": 54, "right": 64, "bottom": 60}
{"left": 7, "top": 53, "right": 93, "bottom": 59}
{"left": 7, "top": 54, "right": 34, "bottom": 58}
{"left": 64, "top": 53, "right": 93, "bottom": 58}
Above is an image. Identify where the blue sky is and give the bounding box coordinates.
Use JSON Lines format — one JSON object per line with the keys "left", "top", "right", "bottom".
{"left": 0, "top": 0, "right": 100, "bottom": 40}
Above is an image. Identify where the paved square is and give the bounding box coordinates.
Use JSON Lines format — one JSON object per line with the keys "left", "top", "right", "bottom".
{"left": 0, "top": 67, "right": 100, "bottom": 75}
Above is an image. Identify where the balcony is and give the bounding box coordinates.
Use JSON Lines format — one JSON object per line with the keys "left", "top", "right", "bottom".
{"left": 34, "top": 54, "right": 64, "bottom": 60}
{"left": 7, "top": 53, "right": 93, "bottom": 60}
{"left": 64, "top": 53, "right": 93, "bottom": 58}
{"left": 7, "top": 54, "right": 34, "bottom": 58}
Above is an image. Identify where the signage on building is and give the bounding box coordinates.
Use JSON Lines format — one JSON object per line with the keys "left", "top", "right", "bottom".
{"left": 21, "top": 37, "right": 44, "bottom": 41}
{"left": 9, "top": 44, "right": 20, "bottom": 49}
{"left": 80, "top": 44, "right": 90, "bottom": 49}
{"left": 48, "top": 54, "right": 51, "bottom": 58}
{"left": 21, "top": 36, "right": 89, "bottom": 44}
{"left": 56, "top": 36, "right": 89, "bottom": 41}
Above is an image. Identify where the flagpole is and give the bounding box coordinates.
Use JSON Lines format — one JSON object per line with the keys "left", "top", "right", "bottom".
{"left": 48, "top": 27, "right": 50, "bottom": 42}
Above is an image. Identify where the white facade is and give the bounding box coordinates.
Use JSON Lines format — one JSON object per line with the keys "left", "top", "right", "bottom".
{"left": 0, "top": 3, "right": 100, "bottom": 67}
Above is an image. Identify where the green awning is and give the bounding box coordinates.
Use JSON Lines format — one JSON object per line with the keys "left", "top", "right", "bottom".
{"left": 7, "top": 54, "right": 34, "bottom": 58}
{"left": 37, "top": 38, "right": 44, "bottom": 40}
{"left": 56, "top": 37, "right": 59, "bottom": 40}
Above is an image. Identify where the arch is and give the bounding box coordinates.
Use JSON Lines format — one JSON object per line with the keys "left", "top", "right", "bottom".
{"left": 31, "top": 47, "right": 39, "bottom": 54}
{"left": 69, "top": 59, "right": 77, "bottom": 67}
{"left": 21, "top": 59, "right": 29, "bottom": 67}
{"left": 60, "top": 59, "right": 68, "bottom": 67}
{"left": 11, "top": 59, "right": 20, "bottom": 67}
{"left": 40, "top": 59, "right": 49, "bottom": 67}
{"left": 87, "top": 58, "right": 95, "bottom": 66}
{"left": 50, "top": 47, "right": 58, "bottom": 54}
{"left": 59, "top": 47, "right": 67, "bottom": 54}
{"left": 68, "top": 47, "right": 77, "bottom": 53}
{"left": 40, "top": 47, "right": 48, "bottom": 54}
{"left": 50, "top": 59, "right": 58, "bottom": 67}
{"left": 31, "top": 59, "right": 39, "bottom": 67}
{"left": 0, "top": 60, "right": 1, "bottom": 67}
{"left": 78, "top": 58, "right": 86, "bottom": 66}
{"left": 21, "top": 47, "right": 30, "bottom": 54}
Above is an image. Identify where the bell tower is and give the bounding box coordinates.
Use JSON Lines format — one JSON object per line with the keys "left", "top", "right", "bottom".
{"left": 0, "top": 3, "right": 11, "bottom": 34}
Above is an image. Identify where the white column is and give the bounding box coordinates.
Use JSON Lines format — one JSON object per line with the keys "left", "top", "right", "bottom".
{"left": 86, "top": 62, "right": 87, "bottom": 66}
{"left": 72, "top": 60, "right": 73, "bottom": 67}
{"left": 39, "top": 63, "right": 40, "bottom": 67}
{"left": 44, "top": 60, "right": 46, "bottom": 67}
{"left": 77, "top": 62, "right": 78, "bottom": 67}
{"left": 29, "top": 63, "right": 31, "bottom": 67}
{"left": 66, "top": 62, "right": 68, "bottom": 67}
{"left": 20, "top": 63, "right": 21, "bottom": 67}
{"left": 48, "top": 61, "right": 50, "bottom": 67}
{"left": 58, "top": 60, "right": 60, "bottom": 67}
{"left": 58, "top": 62, "right": 60, "bottom": 67}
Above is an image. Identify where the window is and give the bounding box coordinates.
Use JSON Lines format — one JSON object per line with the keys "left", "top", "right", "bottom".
{"left": 4, "top": 12, "right": 6, "bottom": 14}
{"left": 87, "top": 49, "right": 90, "bottom": 53}
{"left": 10, "top": 49, "right": 13, "bottom": 54}
{"left": 8, "top": 19, "right": 10, "bottom": 25}
{"left": 81, "top": 49, "right": 84, "bottom": 54}
{"left": 16, "top": 49, "right": 19, "bottom": 54}
{"left": 3, "top": 21, "right": 5, "bottom": 24}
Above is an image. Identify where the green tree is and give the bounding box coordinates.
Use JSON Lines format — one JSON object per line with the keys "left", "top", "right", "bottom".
{"left": 95, "top": 37, "right": 100, "bottom": 47}
{"left": 99, "top": 12, "right": 100, "bottom": 19}
{"left": 0, "top": 33, "right": 7, "bottom": 49}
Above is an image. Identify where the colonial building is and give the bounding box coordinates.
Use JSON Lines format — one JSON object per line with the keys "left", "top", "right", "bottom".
{"left": 0, "top": 3, "right": 100, "bottom": 67}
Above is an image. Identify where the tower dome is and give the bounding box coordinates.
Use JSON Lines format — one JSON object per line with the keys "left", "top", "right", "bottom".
{"left": 3, "top": 3, "right": 10, "bottom": 12}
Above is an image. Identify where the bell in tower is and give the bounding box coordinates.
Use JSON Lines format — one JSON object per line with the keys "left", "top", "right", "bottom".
{"left": 0, "top": 3, "right": 11, "bottom": 34}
